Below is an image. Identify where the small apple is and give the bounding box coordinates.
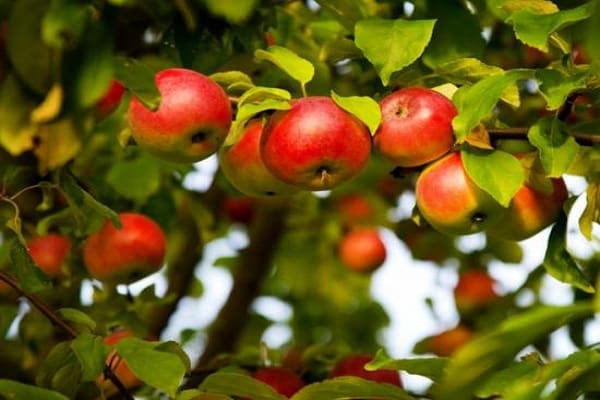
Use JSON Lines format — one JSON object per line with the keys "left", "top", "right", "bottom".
{"left": 427, "top": 325, "right": 473, "bottom": 357}
{"left": 338, "top": 228, "right": 386, "bottom": 273}
{"left": 95, "top": 80, "right": 126, "bottom": 121}
{"left": 334, "top": 193, "right": 375, "bottom": 227}
{"left": 223, "top": 196, "right": 256, "bottom": 225}
{"left": 253, "top": 367, "right": 304, "bottom": 397}
{"left": 127, "top": 68, "right": 232, "bottom": 163}
{"left": 329, "top": 354, "right": 402, "bottom": 387}
{"left": 373, "top": 87, "right": 456, "bottom": 167}
{"left": 83, "top": 212, "right": 166, "bottom": 284}
{"left": 219, "top": 119, "right": 299, "bottom": 197}
{"left": 260, "top": 96, "right": 372, "bottom": 191}
{"left": 27, "top": 233, "right": 71, "bottom": 278}
{"left": 572, "top": 43, "right": 590, "bottom": 65}
{"left": 486, "top": 178, "right": 567, "bottom": 241}
{"left": 98, "top": 329, "right": 141, "bottom": 394}
{"left": 415, "top": 152, "right": 506, "bottom": 236}
{"left": 454, "top": 269, "right": 498, "bottom": 314}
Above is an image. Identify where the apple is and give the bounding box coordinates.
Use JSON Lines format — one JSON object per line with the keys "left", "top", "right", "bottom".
{"left": 373, "top": 87, "right": 456, "bottom": 167}
{"left": 83, "top": 212, "right": 166, "bottom": 284}
{"left": 486, "top": 178, "right": 567, "bottom": 241}
{"left": 98, "top": 329, "right": 141, "bottom": 394}
{"left": 334, "top": 193, "right": 375, "bottom": 227}
{"left": 329, "top": 354, "right": 402, "bottom": 387}
{"left": 27, "top": 233, "right": 71, "bottom": 278}
{"left": 253, "top": 367, "right": 304, "bottom": 397}
{"left": 427, "top": 325, "right": 473, "bottom": 357}
{"left": 219, "top": 119, "right": 299, "bottom": 197}
{"left": 95, "top": 80, "right": 126, "bottom": 121}
{"left": 454, "top": 269, "right": 498, "bottom": 314}
{"left": 260, "top": 96, "right": 372, "bottom": 191}
{"left": 415, "top": 152, "right": 506, "bottom": 236}
{"left": 223, "top": 196, "right": 256, "bottom": 225}
{"left": 338, "top": 228, "right": 386, "bottom": 273}
{"left": 572, "top": 43, "right": 590, "bottom": 65}
{"left": 127, "top": 68, "right": 232, "bottom": 163}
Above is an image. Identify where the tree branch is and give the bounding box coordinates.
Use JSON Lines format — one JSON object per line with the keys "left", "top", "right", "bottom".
{"left": 488, "top": 127, "right": 600, "bottom": 146}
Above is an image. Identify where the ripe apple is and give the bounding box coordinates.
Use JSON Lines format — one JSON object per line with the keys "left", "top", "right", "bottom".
{"left": 454, "top": 269, "right": 498, "bottom": 314}
{"left": 98, "top": 329, "right": 141, "bottom": 394}
{"left": 373, "top": 87, "right": 456, "bottom": 167}
{"left": 486, "top": 178, "right": 567, "bottom": 241}
{"left": 334, "top": 193, "right": 375, "bottom": 226}
{"left": 338, "top": 228, "right": 386, "bottom": 273}
{"left": 427, "top": 325, "right": 474, "bottom": 357}
{"left": 95, "top": 80, "right": 126, "bottom": 121}
{"left": 219, "top": 119, "right": 299, "bottom": 197}
{"left": 27, "top": 233, "right": 71, "bottom": 278}
{"left": 83, "top": 212, "right": 166, "bottom": 284}
{"left": 329, "top": 354, "right": 402, "bottom": 387}
{"left": 253, "top": 367, "right": 304, "bottom": 397}
{"left": 415, "top": 152, "right": 506, "bottom": 236}
{"left": 223, "top": 196, "right": 256, "bottom": 225}
{"left": 127, "top": 68, "right": 232, "bottom": 163}
{"left": 260, "top": 96, "right": 372, "bottom": 191}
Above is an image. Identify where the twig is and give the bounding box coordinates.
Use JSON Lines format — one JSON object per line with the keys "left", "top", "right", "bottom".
{"left": 487, "top": 127, "right": 600, "bottom": 146}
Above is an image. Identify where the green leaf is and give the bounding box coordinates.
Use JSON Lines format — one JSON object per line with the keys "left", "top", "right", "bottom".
{"left": 579, "top": 182, "right": 600, "bottom": 240}
{"left": 114, "top": 56, "right": 160, "bottom": 111}
{"left": 0, "top": 379, "right": 70, "bottom": 400}
{"left": 0, "top": 304, "right": 19, "bottom": 338}
{"left": 198, "top": 372, "right": 285, "bottom": 400}
{"left": 506, "top": 3, "right": 594, "bottom": 52}
{"left": 544, "top": 212, "right": 594, "bottom": 293}
{"left": 238, "top": 86, "right": 291, "bottom": 107}
{"left": 367, "top": 351, "right": 448, "bottom": 381}
{"left": 474, "top": 357, "right": 542, "bottom": 398}
{"left": 200, "top": 0, "right": 259, "bottom": 24}
{"left": 0, "top": 74, "right": 38, "bottom": 156}
{"left": 330, "top": 91, "right": 380, "bottom": 135}
{"left": 70, "top": 333, "right": 108, "bottom": 382}
{"left": 106, "top": 153, "right": 162, "bottom": 204}
{"left": 313, "top": 0, "right": 363, "bottom": 32}
{"left": 452, "top": 69, "right": 533, "bottom": 141}
{"left": 224, "top": 98, "right": 291, "bottom": 147}
{"left": 355, "top": 18, "right": 436, "bottom": 86}
{"left": 254, "top": 46, "right": 315, "bottom": 93}
{"left": 177, "top": 390, "right": 233, "bottom": 400}
{"left": 9, "top": 240, "right": 52, "bottom": 293}
{"left": 33, "top": 117, "right": 85, "bottom": 174}
{"left": 432, "top": 303, "right": 595, "bottom": 400}
{"left": 291, "top": 377, "right": 414, "bottom": 400}
{"left": 462, "top": 148, "right": 524, "bottom": 207}
{"left": 116, "top": 337, "right": 187, "bottom": 398}
{"left": 527, "top": 116, "right": 579, "bottom": 177}
{"left": 57, "top": 308, "right": 96, "bottom": 332}
{"left": 41, "top": 0, "right": 89, "bottom": 48}
{"left": 209, "top": 71, "right": 254, "bottom": 92}
{"left": 36, "top": 341, "right": 81, "bottom": 398}
{"left": 535, "top": 69, "right": 588, "bottom": 110}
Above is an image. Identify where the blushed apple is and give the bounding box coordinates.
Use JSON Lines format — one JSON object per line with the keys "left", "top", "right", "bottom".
{"left": 95, "top": 80, "right": 126, "bottom": 121}
{"left": 338, "top": 228, "right": 386, "bottom": 273}
{"left": 253, "top": 367, "right": 304, "bottom": 397}
{"left": 454, "top": 269, "right": 498, "bottom": 314}
{"left": 27, "top": 233, "right": 71, "bottom": 278}
{"left": 329, "top": 354, "right": 402, "bottom": 387}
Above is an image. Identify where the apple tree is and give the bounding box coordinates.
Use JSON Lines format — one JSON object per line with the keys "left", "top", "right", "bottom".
{"left": 0, "top": 0, "right": 599, "bottom": 399}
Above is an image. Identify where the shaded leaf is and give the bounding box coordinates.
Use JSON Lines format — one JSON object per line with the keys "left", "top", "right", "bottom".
{"left": 0, "top": 379, "right": 69, "bottom": 400}
{"left": 314, "top": 0, "right": 362, "bottom": 32}
{"left": 70, "top": 333, "right": 107, "bottom": 382}
{"left": 0, "top": 74, "right": 38, "bottom": 156}
{"left": 33, "top": 118, "right": 84, "bottom": 174}
{"left": 115, "top": 56, "right": 160, "bottom": 110}
{"left": 201, "top": 0, "right": 259, "bottom": 24}
{"left": 57, "top": 308, "right": 96, "bottom": 332}
{"left": 535, "top": 69, "right": 588, "bottom": 110}
{"left": 527, "top": 116, "right": 579, "bottom": 177}
{"left": 36, "top": 341, "right": 81, "bottom": 398}
{"left": 292, "top": 377, "right": 414, "bottom": 400}
{"left": 9, "top": 240, "right": 52, "bottom": 293}
{"left": 41, "top": 0, "right": 89, "bottom": 48}
{"left": 198, "top": 372, "right": 286, "bottom": 400}
{"left": 330, "top": 91, "right": 381, "bottom": 135}
{"left": 106, "top": 153, "right": 162, "bottom": 204}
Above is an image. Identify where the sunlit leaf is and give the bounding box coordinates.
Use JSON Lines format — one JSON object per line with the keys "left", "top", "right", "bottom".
{"left": 201, "top": 0, "right": 259, "bottom": 24}
{"left": 254, "top": 46, "right": 315, "bottom": 92}
{"left": 0, "top": 74, "right": 38, "bottom": 156}
{"left": 535, "top": 69, "right": 588, "bottom": 110}
{"left": 71, "top": 333, "right": 108, "bottom": 381}
{"left": 367, "top": 350, "right": 448, "bottom": 381}
{"left": 292, "top": 377, "right": 414, "bottom": 400}
{"left": 33, "top": 118, "right": 84, "bottom": 174}
{"left": 9, "top": 240, "right": 52, "bottom": 293}
{"left": 225, "top": 99, "right": 290, "bottom": 147}
{"left": 527, "top": 116, "right": 579, "bottom": 177}
{"left": 579, "top": 182, "right": 600, "bottom": 240}
{"left": 330, "top": 91, "right": 381, "bottom": 135}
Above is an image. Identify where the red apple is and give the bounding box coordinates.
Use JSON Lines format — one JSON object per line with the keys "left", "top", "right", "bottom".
{"left": 260, "top": 96, "right": 372, "bottom": 191}
{"left": 253, "top": 367, "right": 304, "bottom": 397}
{"left": 334, "top": 193, "right": 375, "bottom": 226}
{"left": 99, "top": 329, "right": 141, "bottom": 394}
{"left": 127, "top": 68, "right": 232, "bottom": 163}
{"left": 329, "top": 354, "right": 402, "bottom": 387}
{"left": 219, "top": 119, "right": 299, "bottom": 197}
{"left": 415, "top": 152, "right": 506, "bottom": 236}
{"left": 83, "top": 212, "right": 166, "bottom": 284}
{"left": 27, "top": 233, "right": 71, "bottom": 278}
{"left": 223, "top": 196, "right": 256, "bottom": 225}
{"left": 338, "top": 228, "right": 386, "bottom": 273}
{"left": 374, "top": 87, "right": 456, "bottom": 167}
{"left": 427, "top": 325, "right": 474, "bottom": 357}
{"left": 454, "top": 269, "right": 498, "bottom": 314}
{"left": 95, "top": 80, "right": 126, "bottom": 121}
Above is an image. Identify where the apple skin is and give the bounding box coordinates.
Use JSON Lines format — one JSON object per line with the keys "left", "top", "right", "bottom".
{"left": 338, "top": 228, "right": 386, "bottom": 273}
{"left": 454, "top": 269, "right": 498, "bottom": 314}
{"left": 260, "top": 96, "right": 372, "bottom": 191}
{"left": 223, "top": 196, "right": 256, "bottom": 225}
{"left": 99, "top": 329, "right": 141, "bottom": 394}
{"left": 219, "top": 119, "right": 299, "bottom": 197}
{"left": 374, "top": 87, "right": 456, "bottom": 167}
{"left": 95, "top": 80, "right": 126, "bottom": 121}
{"left": 253, "top": 367, "right": 304, "bottom": 397}
{"left": 334, "top": 194, "right": 375, "bottom": 227}
{"left": 415, "top": 152, "right": 506, "bottom": 236}
{"left": 486, "top": 178, "right": 567, "bottom": 241}
{"left": 127, "top": 68, "right": 232, "bottom": 163}
{"left": 427, "top": 325, "right": 473, "bottom": 357}
{"left": 329, "top": 354, "right": 402, "bottom": 387}
{"left": 83, "top": 212, "right": 166, "bottom": 284}
{"left": 27, "top": 233, "right": 71, "bottom": 278}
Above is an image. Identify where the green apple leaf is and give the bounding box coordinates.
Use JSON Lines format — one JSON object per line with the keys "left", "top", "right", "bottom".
{"left": 198, "top": 372, "right": 286, "bottom": 400}
{"left": 177, "top": 390, "right": 232, "bottom": 400}
{"left": 225, "top": 98, "right": 291, "bottom": 147}
{"left": 544, "top": 212, "right": 594, "bottom": 293}
{"left": 0, "top": 379, "right": 70, "bottom": 400}
{"left": 354, "top": 18, "right": 436, "bottom": 86}
{"left": 70, "top": 333, "right": 108, "bottom": 381}
{"left": 254, "top": 46, "right": 315, "bottom": 94}
{"left": 367, "top": 350, "right": 448, "bottom": 381}
{"left": 474, "top": 358, "right": 540, "bottom": 399}
{"left": 200, "top": 0, "right": 259, "bottom": 24}
{"left": 115, "top": 56, "right": 160, "bottom": 111}
{"left": 461, "top": 148, "right": 524, "bottom": 207}
{"left": 485, "top": 0, "right": 559, "bottom": 20}
{"left": 291, "top": 377, "right": 413, "bottom": 400}
{"left": 9, "top": 239, "right": 52, "bottom": 293}
{"left": 579, "top": 182, "right": 600, "bottom": 240}
{"left": 41, "top": 0, "right": 89, "bottom": 48}
{"left": 0, "top": 74, "right": 38, "bottom": 156}
{"left": 452, "top": 69, "right": 533, "bottom": 141}
{"left": 33, "top": 117, "right": 84, "bottom": 175}
{"left": 527, "top": 116, "right": 579, "bottom": 177}
{"left": 57, "top": 308, "right": 96, "bottom": 332}
{"left": 506, "top": 2, "right": 594, "bottom": 52}
{"left": 330, "top": 91, "right": 381, "bottom": 135}
{"left": 535, "top": 69, "right": 588, "bottom": 110}
{"left": 36, "top": 341, "right": 81, "bottom": 398}
{"left": 106, "top": 152, "right": 162, "bottom": 205}
{"left": 238, "top": 86, "right": 291, "bottom": 107}
{"left": 313, "top": 0, "right": 363, "bottom": 32}
{"left": 209, "top": 71, "right": 254, "bottom": 92}
{"left": 432, "top": 302, "right": 595, "bottom": 400}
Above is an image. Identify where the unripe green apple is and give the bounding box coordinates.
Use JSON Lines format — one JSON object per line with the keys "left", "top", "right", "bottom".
{"left": 83, "top": 212, "right": 166, "bottom": 284}
{"left": 486, "top": 178, "right": 567, "bottom": 241}
{"left": 127, "top": 68, "right": 232, "bottom": 163}
{"left": 95, "top": 80, "right": 125, "bottom": 121}
{"left": 415, "top": 152, "right": 506, "bottom": 236}
{"left": 329, "top": 354, "right": 402, "bottom": 387}
{"left": 338, "top": 228, "right": 386, "bottom": 273}
{"left": 260, "top": 96, "right": 372, "bottom": 191}
{"left": 27, "top": 233, "right": 71, "bottom": 278}
{"left": 219, "top": 119, "right": 299, "bottom": 197}
{"left": 454, "top": 269, "right": 498, "bottom": 314}
{"left": 374, "top": 87, "right": 456, "bottom": 167}
{"left": 253, "top": 367, "right": 304, "bottom": 397}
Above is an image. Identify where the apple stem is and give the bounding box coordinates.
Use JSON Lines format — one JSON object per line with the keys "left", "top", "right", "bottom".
{"left": 319, "top": 167, "right": 331, "bottom": 186}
